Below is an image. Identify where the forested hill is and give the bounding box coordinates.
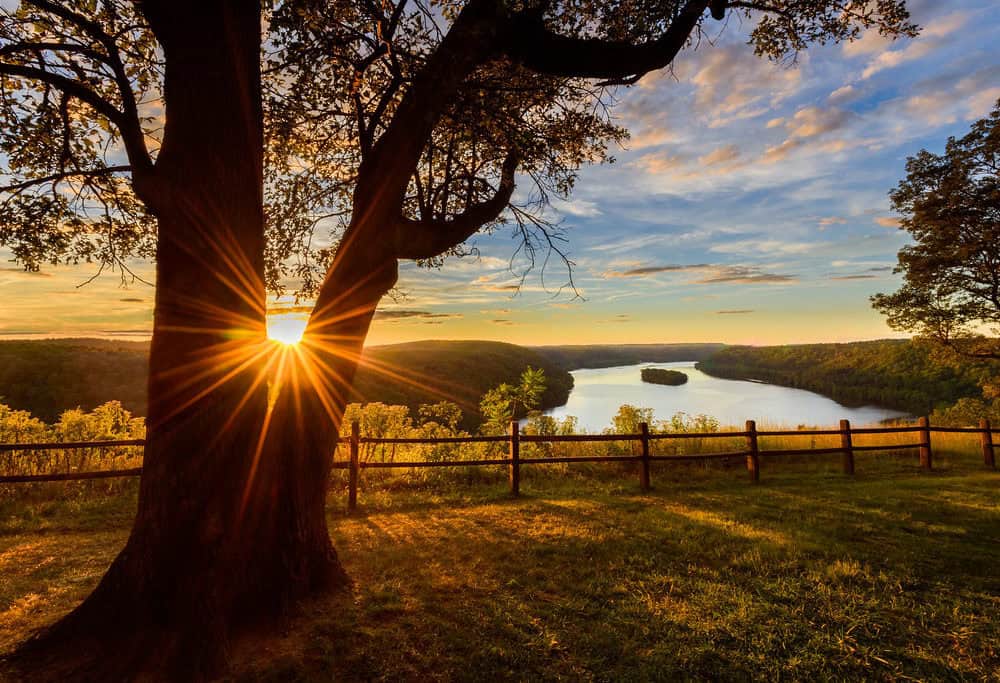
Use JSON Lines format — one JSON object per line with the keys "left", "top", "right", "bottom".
{"left": 532, "top": 343, "right": 724, "bottom": 370}
{"left": 0, "top": 339, "right": 571, "bottom": 430}
{"left": 0, "top": 339, "right": 150, "bottom": 424}
{"left": 352, "top": 340, "right": 572, "bottom": 429}
{"left": 696, "top": 340, "right": 992, "bottom": 416}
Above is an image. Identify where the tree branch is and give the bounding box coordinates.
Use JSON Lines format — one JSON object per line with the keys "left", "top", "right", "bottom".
{"left": 503, "top": 0, "right": 710, "bottom": 83}
{"left": 0, "top": 41, "right": 109, "bottom": 64}
{"left": 0, "top": 62, "right": 121, "bottom": 121}
{"left": 0, "top": 165, "right": 131, "bottom": 194}
{"left": 352, "top": 0, "right": 502, "bottom": 219}
{"left": 19, "top": 0, "right": 154, "bottom": 174}
{"left": 394, "top": 152, "right": 518, "bottom": 260}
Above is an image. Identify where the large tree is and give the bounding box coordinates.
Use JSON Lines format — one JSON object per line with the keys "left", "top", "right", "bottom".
{"left": 2, "top": 0, "right": 915, "bottom": 677}
{"left": 873, "top": 99, "right": 1000, "bottom": 361}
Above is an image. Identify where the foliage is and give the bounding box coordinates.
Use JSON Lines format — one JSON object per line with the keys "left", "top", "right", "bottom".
{"left": 697, "top": 340, "right": 997, "bottom": 419}
{"left": 479, "top": 366, "right": 547, "bottom": 433}
{"left": 0, "top": 400, "right": 144, "bottom": 494}
{"left": 0, "top": 0, "right": 159, "bottom": 277}
{"left": 1, "top": 1, "right": 917, "bottom": 295}
{"left": 931, "top": 398, "right": 1000, "bottom": 428}
{"left": 418, "top": 401, "right": 463, "bottom": 430}
{"left": 872, "top": 99, "right": 1000, "bottom": 361}
{"left": 0, "top": 404, "right": 47, "bottom": 443}
{"left": 640, "top": 367, "right": 688, "bottom": 385}
{"left": 610, "top": 404, "right": 654, "bottom": 434}
{"left": 658, "top": 411, "right": 720, "bottom": 434}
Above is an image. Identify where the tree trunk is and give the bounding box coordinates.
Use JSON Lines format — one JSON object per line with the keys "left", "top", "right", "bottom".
{"left": 8, "top": 3, "right": 385, "bottom": 680}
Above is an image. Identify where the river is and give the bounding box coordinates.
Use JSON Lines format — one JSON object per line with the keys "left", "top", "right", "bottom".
{"left": 539, "top": 361, "right": 909, "bottom": 432}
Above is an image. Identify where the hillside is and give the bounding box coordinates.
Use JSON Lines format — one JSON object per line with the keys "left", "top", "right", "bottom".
{"left": 353, "top": 340, "right": 572, "bottom": 429}
{"left": 531, "top": 343, "right": 724, "bottom": 370}
{"left": 0, "top": 338, "right": 571, "bottom": 430}
{"left": 0, "top": 339, "right": 150, "bottom": 423}
{"left": 696, "top": 340, "right": 992, "bottom": 416}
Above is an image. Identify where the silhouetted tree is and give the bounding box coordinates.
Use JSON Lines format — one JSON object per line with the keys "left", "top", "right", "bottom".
{"left": 1, "top": 0, "right": 915, "bottom": 676}
{"left": 873, "top": 100, "right": 1000, "bottom": 361}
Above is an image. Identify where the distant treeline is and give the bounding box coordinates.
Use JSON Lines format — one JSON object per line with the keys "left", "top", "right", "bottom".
{"left": 696, "top": 340, "right": 993, "bottom": 416}
{"left": 0, "top": 339, "right": 572, "bottom": 431}
{"left": 532, "top": 343, "right": 724, "bottom": 370}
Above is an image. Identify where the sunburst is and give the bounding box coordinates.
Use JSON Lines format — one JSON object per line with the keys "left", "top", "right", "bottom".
{"left": 266, "top": 313, "right": 308, "bottom": 346}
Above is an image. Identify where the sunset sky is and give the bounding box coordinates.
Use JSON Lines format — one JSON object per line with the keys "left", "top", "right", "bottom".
{"left": 3, "top": 0, "right": 999, "bottom": 346}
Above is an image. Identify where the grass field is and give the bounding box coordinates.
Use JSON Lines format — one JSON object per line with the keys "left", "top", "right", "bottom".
{"left": 2, "top": 450, "right": 999, "bottom": 680}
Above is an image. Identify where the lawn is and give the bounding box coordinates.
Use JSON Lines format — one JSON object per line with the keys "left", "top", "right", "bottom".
{"left": 2, "top": 453, "right": 999, "bottom": 680}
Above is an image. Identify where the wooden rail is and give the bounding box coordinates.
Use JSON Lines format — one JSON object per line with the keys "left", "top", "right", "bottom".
{"left": 2, "top": 418, "right": 998, "bottom": 501}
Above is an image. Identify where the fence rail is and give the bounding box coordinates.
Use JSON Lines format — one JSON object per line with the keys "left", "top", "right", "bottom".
{"left": 2, "top": 418, "right": 997, "bottom": 505}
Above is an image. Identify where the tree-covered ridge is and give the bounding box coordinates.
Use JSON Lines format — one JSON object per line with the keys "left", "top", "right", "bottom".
{"left": 696, "top": 340, "right": 994, "bottom": 417}
{"left": 352, "top": 342, "right": 572, "bottom": 431}
{"left": 0, "top": 339, "right": 571, "bottom": 430}
{"left": 532, "top": 343, "right": 724, "bottom": 369}
{"left": 641, "top": 368, "right": 688, "bottom": 385}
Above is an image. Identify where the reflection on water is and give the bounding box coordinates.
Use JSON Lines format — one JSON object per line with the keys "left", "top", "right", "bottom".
{"left": 541, "top": 362, "right": 909, "bottom": 432}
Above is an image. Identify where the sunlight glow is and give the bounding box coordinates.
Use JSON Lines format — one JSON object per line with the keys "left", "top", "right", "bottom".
{"left": 267, "top": 314, "right": 308, "bottom": 346}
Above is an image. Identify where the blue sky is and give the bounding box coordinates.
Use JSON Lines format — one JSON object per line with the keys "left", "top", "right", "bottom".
{"left": 3, "top": 0, "right": 1000, "bottom": 346}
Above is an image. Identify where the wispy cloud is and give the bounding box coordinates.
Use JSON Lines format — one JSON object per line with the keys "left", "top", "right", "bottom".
{"left": 697, "top": 266, "right": 797, "bottom": 285}
{"left": 374, "top": 310, "right": 463, "bottom": 321}
{"left": 603, "top": 264, "right": 710, "bottom": 278}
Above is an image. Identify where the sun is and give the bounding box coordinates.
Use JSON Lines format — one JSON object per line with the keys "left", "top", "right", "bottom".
{"left": 266, "top": 313, "right": 308, "bottom": 346}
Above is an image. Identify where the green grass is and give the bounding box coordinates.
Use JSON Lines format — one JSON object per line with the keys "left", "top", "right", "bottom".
{"left": 2, "top": 456, "right": 999, "bottom": 681}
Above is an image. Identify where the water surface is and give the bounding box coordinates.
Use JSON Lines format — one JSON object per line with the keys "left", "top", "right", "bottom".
{"left": 542, "top": 362, "right": 909, "bottom": 432}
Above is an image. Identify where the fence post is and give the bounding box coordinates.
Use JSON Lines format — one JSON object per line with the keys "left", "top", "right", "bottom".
{"left": 840, "top": 419, "right": 854, "bottom": 475}
{"left": 745, "top": 419, "right": 760, "bottom": 483}
{"left": 509, "top": 420, "right": 520, "bottom": 496}
{"left": 639, "top": 422, "right": 651, "bottom": 491}
{"left": 980, "top": 418, "right": 995, "bottom": 469}
{"left": 348, "top": 419, "right": 360, "bottom": 511}
{"left": 918, "top": 416, "right": 932, "bottom": 470}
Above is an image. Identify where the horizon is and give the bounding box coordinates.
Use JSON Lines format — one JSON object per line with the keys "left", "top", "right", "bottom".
{"left": 0, "top": 333, "right": 910, "bottom": 348}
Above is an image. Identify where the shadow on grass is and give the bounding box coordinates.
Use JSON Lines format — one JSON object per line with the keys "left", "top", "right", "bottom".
{"left": 3, "top": 462, "right": 998, "bottom": 680}
{"left": 276, "top": 464, "right": 1000, "bottom": 681}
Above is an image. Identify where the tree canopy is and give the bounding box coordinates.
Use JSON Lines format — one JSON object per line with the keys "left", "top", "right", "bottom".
{"left": 872, "top": 99, "right": 1000, "bottom": 361}
{"left": 2, "top": 0, "right": 918, "bottom": 296}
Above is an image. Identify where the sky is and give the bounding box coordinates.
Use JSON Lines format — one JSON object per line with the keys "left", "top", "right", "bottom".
{"left": 3, "top": 0, "right": 1000, "bottom": 347}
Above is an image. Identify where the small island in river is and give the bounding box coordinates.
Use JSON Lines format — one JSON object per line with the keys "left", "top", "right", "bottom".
{"left": 641, "top": 367, "right": 688, "bottom": 386}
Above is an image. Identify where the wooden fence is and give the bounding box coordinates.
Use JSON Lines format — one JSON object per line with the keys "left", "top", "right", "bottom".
{"left": 1, "top": 419, "right": 997, "bottom": 511}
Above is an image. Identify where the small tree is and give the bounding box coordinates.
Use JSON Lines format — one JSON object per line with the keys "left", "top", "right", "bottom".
{"left": 872, "top": 100, "right": 1000, "bottom": 361}
{"left": 418, "top": 401, "right": 463, "bottom": 431}
{"left": 479, "top": 366, "right": 547, "bottom": 432}
{"left": 611, "top": 404, "right": 654, "bottom": 434}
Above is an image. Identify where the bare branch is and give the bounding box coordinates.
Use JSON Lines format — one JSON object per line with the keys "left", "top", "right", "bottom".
{"left": 0, "top": 165, "right": 131, "bottom": 193}
{"left": 394, "top": 152, "right": 518, "bottom": 260}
